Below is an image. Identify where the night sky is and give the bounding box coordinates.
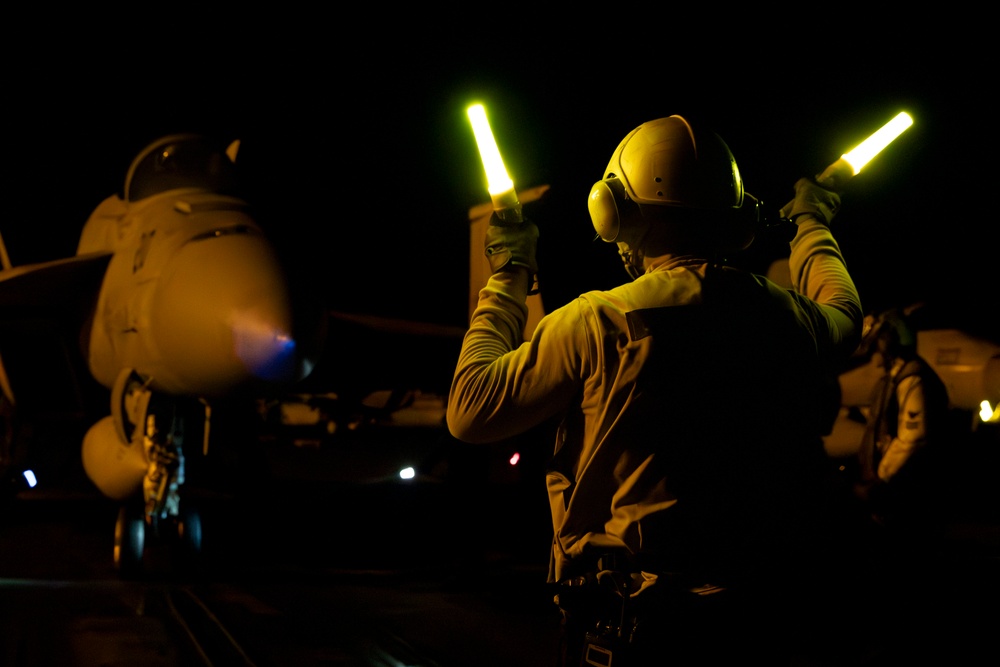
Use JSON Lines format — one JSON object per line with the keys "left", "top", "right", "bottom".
{"left": 7, "top": 27, "right": 995, "bottom": 348}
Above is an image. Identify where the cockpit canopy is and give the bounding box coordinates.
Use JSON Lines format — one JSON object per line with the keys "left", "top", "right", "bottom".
{"left": 124, "top": 134, "right": 240, "bottom": 202}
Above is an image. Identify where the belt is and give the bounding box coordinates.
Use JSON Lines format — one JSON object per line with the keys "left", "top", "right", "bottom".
{"left": 557, "top": 550, "right": 728, "bottom": 596}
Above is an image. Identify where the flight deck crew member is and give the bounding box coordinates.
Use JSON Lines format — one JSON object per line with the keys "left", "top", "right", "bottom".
{"left": 446, "top": 115, "right": 864, "bottom": 666}
{"left": 856, "top": 309, "right": 949, "bottom": 533}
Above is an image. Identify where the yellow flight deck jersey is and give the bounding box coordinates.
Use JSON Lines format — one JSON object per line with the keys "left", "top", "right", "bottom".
{"left": 447, "top": 218, "right": 863, "bottom": 588}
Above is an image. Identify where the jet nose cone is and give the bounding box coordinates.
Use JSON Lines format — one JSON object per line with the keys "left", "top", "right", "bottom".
{"left": 151, "top": 228, "right": 322, "bottom": 396}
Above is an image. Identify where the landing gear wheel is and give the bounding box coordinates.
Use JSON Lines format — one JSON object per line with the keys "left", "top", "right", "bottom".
{"left": 173, "top": 505, "right": 204, "bottom": 577}
{"left": 114, "top": 499, "right": 146, "bottom": 579}
{"left": 178, "top": 506, "right": 203, "bottom": 554}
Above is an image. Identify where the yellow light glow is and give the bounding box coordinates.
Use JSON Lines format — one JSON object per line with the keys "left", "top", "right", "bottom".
{"left": 980, "top": 400, "right": 996, "bottom": 423}
{"left": 842, "top": 112, "right": 913, "bottom": 175}
{"left": 467, "top": 104, "right": 514, "bottom": 197}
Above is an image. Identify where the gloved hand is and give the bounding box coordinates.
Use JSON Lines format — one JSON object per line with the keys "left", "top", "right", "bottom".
{"left": 779, "top": 177, "right": 842, "bottom": 226}
{"left": 484, "top": 211, "right": 539, "bottom": 274}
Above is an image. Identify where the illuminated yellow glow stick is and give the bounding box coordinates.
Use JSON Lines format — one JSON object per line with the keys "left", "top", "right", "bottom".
{"left": 842, "top": 112, "right": 913, "bottom": 174}
{"left": 817, "top": 111, "right": 914, "bottom": 190}
{"left": 467, "top": 103, "right": 522, "bottom": 223}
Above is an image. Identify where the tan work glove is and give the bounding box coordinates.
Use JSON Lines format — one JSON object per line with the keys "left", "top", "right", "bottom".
{"left": 779, "top": 178, "right": 842, "bottom": 226}
{"left": 484, "top": 211, "right": 539, "bottom": 274}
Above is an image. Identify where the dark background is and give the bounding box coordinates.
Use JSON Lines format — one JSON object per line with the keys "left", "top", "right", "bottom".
{"left": 6, "top": 25, "right": 994, "bottom": 344}
{"left": 2, "top": 25, "right": 995, "bottom": 666}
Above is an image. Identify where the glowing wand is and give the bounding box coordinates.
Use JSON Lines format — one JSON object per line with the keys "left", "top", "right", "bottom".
{"left": 816, "top": 111, "right": 914, "bottom": 191}
{"left": 467, "top": 103, "right": 522, "bottom": 224}
{"left": 779, "top": 111, "right": 914, "bottom": 222}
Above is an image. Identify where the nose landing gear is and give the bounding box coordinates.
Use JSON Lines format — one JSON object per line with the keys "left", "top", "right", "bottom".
{"left": 113, "top": 411, "right": 203, "bottom": 579}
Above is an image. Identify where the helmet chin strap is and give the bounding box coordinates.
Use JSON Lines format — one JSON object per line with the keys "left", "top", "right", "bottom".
{"left": 618, "top": 244, "right": 643, "bottom": 281}
{"left": 617, "top": 217, "right": 653, "bottom": 281}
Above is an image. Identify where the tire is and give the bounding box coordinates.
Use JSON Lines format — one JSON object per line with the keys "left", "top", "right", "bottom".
{"left": 114, "top": 500, "right": 146, "bottom": 579}
{"left": 172, "top": 505, "right": 204, "bottom": 578}
{"left": 178, "top": 506, "right": 203, "bottom": 554}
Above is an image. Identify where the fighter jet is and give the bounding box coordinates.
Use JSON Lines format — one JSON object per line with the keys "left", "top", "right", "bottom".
{"left": 0, "top": 134, "right": 325, "bottom": 576}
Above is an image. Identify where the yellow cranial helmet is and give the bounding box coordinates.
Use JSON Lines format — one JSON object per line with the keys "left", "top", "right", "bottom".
{"left": 588, "top": 115, "right": 756, "bottom": 250}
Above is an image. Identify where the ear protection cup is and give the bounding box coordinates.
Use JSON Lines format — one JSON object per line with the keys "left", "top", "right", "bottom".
{"left": 588, "top": 177, "right": 642, "bottom": 243}
{"left": 590, "top": 177, "right": 761, "bottom": 250}
{"left": 741, "top": 192, "right": 761, "bottom": 227}
{"left": 732, "top": 192, "right": 761, "bottom": 251}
